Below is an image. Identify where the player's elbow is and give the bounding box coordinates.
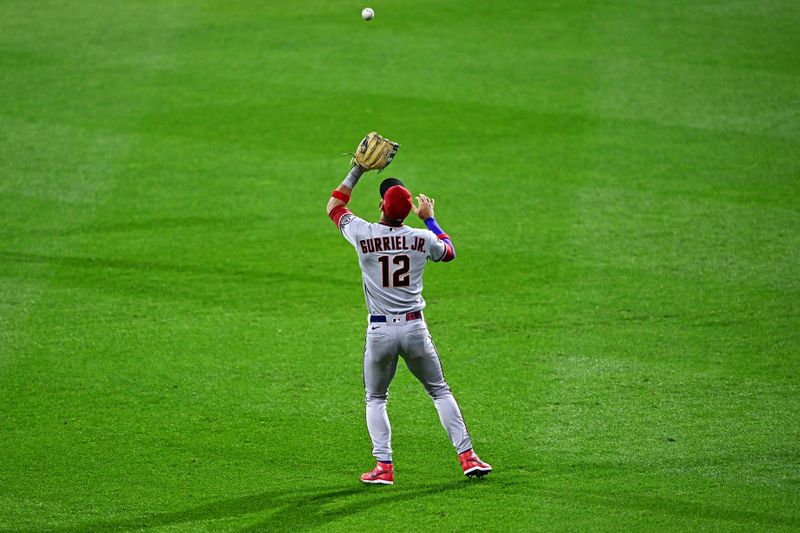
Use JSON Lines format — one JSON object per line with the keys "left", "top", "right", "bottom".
{"left": 326, "top": 197, "right": 337, "bottom": 215}
{"left": 441, "top": 242, "right": 456, "bottom": 262}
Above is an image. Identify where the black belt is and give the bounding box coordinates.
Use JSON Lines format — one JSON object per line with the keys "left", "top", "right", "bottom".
{"left": 370, "top": 311, "right": 423, "bottom": 323}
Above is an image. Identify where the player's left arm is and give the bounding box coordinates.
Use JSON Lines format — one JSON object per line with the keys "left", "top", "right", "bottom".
{"left": 413, "top": 194, "right": 455, "bottom": 262}
{"left": 327, "top": 166, "right": 365, "bottom": 227}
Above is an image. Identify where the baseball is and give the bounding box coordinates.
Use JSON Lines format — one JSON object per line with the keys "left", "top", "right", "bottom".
{"left": 361, "top": 7, "right": 374, "bottom": 21}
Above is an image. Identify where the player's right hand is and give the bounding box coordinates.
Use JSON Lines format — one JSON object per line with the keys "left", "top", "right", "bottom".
{"left": 413, "top": 194, "right": 435, "bottom": 220}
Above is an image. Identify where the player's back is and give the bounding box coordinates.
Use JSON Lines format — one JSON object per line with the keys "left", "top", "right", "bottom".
{"left": 339, "top": 215, "right": 448, "bottom": 315}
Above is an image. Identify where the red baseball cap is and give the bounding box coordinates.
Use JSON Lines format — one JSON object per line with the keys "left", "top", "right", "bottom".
{"left": 382, "top": 185, "right": 413, "bottom": 222}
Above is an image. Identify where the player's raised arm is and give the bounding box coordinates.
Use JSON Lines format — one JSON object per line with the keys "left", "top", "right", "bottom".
{"left": 327, "top": 132, "right": 400, "bottom": 227}
{"left": 413, "top": 194, "right": 455, "bottom": 262}
{"left": 327, "top": 166, "right": 361, "bottom": 226}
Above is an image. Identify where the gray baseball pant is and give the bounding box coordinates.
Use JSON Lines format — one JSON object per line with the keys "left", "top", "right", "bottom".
{"left": 363, "top": 315, "right": 472, "bottom": 462}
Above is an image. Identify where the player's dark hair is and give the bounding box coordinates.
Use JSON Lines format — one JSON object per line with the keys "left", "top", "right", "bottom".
{"left": 379, "top": 177, "right": 404, "bottom": 198}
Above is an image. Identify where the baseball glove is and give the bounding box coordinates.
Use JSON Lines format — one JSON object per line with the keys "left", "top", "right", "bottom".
{"left": 351, "top": 132, "right": 400, "bottom": 172}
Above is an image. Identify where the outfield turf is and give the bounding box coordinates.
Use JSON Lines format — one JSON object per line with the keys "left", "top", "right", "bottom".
{"left": 1, "top": 0, "right": 799, "bottom": 530}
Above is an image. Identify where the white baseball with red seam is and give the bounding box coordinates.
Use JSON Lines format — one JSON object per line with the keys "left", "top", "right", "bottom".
{"left": 361, "top": 7, "right": 374, "bottom": 21}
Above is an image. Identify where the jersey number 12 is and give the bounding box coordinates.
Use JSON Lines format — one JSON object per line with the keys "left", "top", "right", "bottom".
{"left": 378, "top": 255, "right": 410, "bottom": 287}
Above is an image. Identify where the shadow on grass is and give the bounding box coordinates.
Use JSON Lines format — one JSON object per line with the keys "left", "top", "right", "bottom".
{"left": 514, "top": 458, "right": 799, "bottom": 529}
{"left": 242, "top": 480, "right": 472, "bottom": 531}
{"left": 537, "top": 485, "right": 799, "bottom": 529}
{"left": 25, "top": 479, "right": 474, "bottom": 532}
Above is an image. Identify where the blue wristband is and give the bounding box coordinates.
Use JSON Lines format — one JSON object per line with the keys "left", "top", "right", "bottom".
{"left": 424, "top": 216, "right": 445, "bottom": 236}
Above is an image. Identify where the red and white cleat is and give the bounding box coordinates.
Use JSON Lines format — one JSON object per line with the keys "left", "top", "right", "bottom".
{"left": 360, "top": 461, "right": 394, "bottom": 485}
{"left": 459, "top": 449, "right": 492, "bottom": 478}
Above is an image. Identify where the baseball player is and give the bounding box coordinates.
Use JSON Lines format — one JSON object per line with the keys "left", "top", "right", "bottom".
{"left": 326, "top": 132, "right": 492, "bottom": 485}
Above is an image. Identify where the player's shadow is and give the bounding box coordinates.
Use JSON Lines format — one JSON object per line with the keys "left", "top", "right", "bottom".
{"left": 242, "top": 481, "right": 471, "bottom": 531}
{"left": 29, "top": 480, "right": 472, "bottom": 532}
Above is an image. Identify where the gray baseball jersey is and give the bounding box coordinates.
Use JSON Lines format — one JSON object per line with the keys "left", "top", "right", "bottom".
{"left": 339, "top": 213, "right": 447, "bottom": 315}
{"left": 332, "top": 209, "right": 472, "bottom": 463}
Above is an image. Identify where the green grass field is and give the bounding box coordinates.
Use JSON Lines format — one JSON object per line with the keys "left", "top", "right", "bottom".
{"left": 2, "top": 0, "right": 799, "bottom": 530}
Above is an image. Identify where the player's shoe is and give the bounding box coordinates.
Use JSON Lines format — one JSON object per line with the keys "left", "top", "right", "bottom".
{"left": 360, "top": 461, "right": 394, "bottom": 485}
{"left": 459, "top": 449, "right": 492, "bottom": 478}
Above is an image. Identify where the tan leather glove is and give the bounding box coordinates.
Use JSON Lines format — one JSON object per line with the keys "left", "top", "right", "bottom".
{"left": 351, "top": 132, "right": 400, "bottom": 172}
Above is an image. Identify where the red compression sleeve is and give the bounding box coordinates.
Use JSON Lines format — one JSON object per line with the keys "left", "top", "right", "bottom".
{"left": 329, "top": 205, "right": 352, "bottom": 227}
